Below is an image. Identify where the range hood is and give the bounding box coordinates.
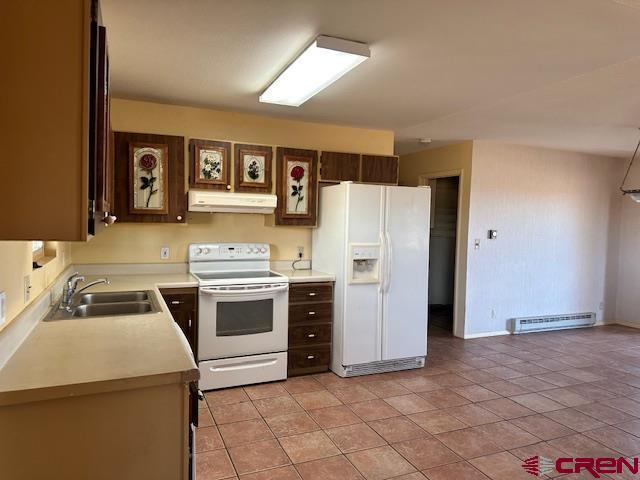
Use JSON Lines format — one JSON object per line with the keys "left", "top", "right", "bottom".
{"left": 188, "top": 190, "right": 277, "bottom": 214}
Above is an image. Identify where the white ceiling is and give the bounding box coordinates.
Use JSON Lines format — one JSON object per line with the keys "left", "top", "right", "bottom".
{"left": 102, "top": 0, "right": 640, "bottom": 157}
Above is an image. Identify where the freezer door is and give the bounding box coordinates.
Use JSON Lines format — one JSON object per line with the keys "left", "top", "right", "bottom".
{"left": 382, "top": 186, "right": 430, "bottom": 360}
{"left": 343, "top": 183, "right": 384, "bottom": 366}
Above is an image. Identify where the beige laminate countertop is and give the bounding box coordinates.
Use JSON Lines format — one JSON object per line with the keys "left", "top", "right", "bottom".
{"left": 0, "top": 274, "right": 199, "bottom": 407}
{"left": 273, "top": 268, "right": 335, "bottom": 283}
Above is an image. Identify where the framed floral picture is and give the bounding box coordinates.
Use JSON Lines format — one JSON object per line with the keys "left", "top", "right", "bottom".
{"left": 128, "top": 142, "right": 169, "bottom": 215}
{"left": 234, "top": 143, "right": 272, "bottom": 193}
{"left": 189, "top": 139, "right": 231, "bottom": 190}
{"left": 275, "top": 147, "right": 318, "bottom": 226}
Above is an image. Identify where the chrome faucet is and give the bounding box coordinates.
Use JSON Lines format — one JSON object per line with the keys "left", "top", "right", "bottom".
{"left": 59, "top": 272, "right": 110, "bottom": 311}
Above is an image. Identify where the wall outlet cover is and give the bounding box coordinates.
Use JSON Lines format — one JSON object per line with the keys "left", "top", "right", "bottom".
{"left": 297, "top": 246, "right": 304, "bottom": 258}
{"left": 160, "top": 247, "right": 170, "bottom": 260}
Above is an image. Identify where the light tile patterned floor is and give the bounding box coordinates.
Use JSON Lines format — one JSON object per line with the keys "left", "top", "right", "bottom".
{"left": 196, "top": 325, "right": 640, "bottom": 479}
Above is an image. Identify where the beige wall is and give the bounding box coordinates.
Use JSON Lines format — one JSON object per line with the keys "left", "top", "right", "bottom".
{"left": 467, "top": 141, "right": 622, "bottom": 336}
{"left": 399, "top": 142, "right": 473, "bottom": 337}
{"left": 0, "top": 242, "right": 71, "bottom": 327}
{"left": 72, "top": 98, "right": 394, "bottom": 264}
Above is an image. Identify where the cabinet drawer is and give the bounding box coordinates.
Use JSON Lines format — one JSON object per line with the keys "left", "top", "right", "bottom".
{"left": 289, "top": 283, "right": 333, "bottom": 303}
{"left": 289, "top": 324, "right": 332, "bottom": 347}
{"left": 160, "top": 288, "right": 197, "bottom": 311}
{"left": 289, "top": 303, "right": 332, "bottom": 324}
{"left": 288, "top": 345, "right": 331, "bottom": 371}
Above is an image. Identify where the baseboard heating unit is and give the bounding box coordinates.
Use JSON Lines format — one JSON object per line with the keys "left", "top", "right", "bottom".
{"left": 510, "top": 312, "right": 596, "bottom": 334}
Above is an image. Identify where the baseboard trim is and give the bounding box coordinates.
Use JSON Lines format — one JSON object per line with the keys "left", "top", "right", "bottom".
{"left": 612, "top": 321, "right": 640, "bottom": 329}
{"left": 463, "top": 330, "right": 510, "bottom": 339}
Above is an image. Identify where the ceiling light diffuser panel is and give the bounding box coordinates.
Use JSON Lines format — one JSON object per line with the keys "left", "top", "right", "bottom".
{"left": 260, "top": 35, "right": 370, "bottom": 107}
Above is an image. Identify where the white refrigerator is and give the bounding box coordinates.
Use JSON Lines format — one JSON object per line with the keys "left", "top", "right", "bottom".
{"left": 312, "top": 182, "right": 431, "bottom": 377}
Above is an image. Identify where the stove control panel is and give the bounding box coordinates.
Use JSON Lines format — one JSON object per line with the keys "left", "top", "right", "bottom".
{"left": 189, "top": 243, "right": 270, "bottom": 261}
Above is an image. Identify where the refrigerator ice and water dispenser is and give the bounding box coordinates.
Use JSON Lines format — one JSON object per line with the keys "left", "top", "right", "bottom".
{"left": 348, "top": 243, "right": 380, "bottom": 284}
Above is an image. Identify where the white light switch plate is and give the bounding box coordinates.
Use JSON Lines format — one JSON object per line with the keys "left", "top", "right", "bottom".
{"left": 0, "top": 291, "right": 6, "bottom": 326}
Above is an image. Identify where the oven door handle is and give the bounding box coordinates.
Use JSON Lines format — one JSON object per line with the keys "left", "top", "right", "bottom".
{"left": 209, "top": 358, "right": 278, "bottom": 372}
{"left": 200, "top": 284, "right": 289, "bottom": 296}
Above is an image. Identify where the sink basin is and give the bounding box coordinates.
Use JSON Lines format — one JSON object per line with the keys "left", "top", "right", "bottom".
{"left": 72, "top": 302, "right": 154, "bottom": 317}
{"left": 46, "top": 290, "right": 161, "bottom": 321}
{"left": 78, "top": 291, "right": 149, "bottom": 305}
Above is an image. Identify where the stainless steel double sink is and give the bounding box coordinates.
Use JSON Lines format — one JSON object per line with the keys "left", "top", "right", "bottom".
{"left": 47, "top": 290, "right": 161, "bottom": 321}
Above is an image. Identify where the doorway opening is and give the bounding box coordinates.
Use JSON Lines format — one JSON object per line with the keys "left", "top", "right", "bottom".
{"left": 427, "top": 176, "right": 459, "bottom": 334}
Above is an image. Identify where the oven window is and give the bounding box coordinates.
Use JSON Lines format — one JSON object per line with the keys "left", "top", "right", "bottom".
{"left": 216, "top": 299, "right": 274, "bottom": 336}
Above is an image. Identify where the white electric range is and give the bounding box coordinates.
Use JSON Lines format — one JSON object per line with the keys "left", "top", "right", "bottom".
{"left": 189, "top": 243, "right": 289, "bottom": 390}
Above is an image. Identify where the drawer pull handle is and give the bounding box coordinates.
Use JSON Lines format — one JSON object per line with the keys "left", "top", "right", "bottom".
{"left": 307, "top": 333, "right": 316, "bottom": 338}
{"left": 307, "top": 355, "right": 315, "bottom": 360}
{"left": 308, "top": 311, "right": 316, "bottom": 316}
{"left": 171, "top": 300, "right": 183, "bottom": 305}
{"left": 308, "top": 292, "right": 316, "bottom": 297}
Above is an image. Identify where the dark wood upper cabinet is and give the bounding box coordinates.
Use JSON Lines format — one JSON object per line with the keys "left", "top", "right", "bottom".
{"left": 113, "top": 132, "right": 187, "bottom": 223}
{"left": 320, "top": 152, "right": 360, "bottom": 183}
{"left": 275, "top": 147, "right": 318, "bottom": 227}
{"left": 360, "top": 155, "right": 399, "bottom": 185}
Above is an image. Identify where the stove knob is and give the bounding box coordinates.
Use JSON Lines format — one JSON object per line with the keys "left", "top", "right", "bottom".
{"left": 196, "top": 248, "right": 203, "bottom": 255}
{"left": 260, "top": 247, "right": 267, "bottom": 253}
{"left": 203, "top": 248, "right": 210, "bottom": 254}
{"left": 252, "top": 247, "right": 259, "bottom": 253}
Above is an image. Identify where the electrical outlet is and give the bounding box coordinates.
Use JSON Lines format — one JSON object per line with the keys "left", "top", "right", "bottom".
{"left": 160, "top": 246, "right": 170, "bottom": 260}
{"left": 0, "top": 291, "right": 6, "bottom": 326}
{"left": 297, "top": 246, "right": 304, "bottom": 258}
{"left": 23, "top": 275, "right": 31, "bottom": 303}
{"left": 474, "top": 239, "right": 481, "bottom": 250}
{"left": 599, "top": 302, "right": 605, "bottom": 311}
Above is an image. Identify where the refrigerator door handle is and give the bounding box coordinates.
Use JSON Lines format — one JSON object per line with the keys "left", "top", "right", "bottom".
{"left": 385, "top": 231, "right": 393, "bottom": 293}
{"left": 378, "top": 232, "right": 386, "bottom": 292}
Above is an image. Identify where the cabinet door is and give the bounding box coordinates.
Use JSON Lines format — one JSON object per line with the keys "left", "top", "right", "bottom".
{"left": 320, "top": 152, "right": 360, "bottom": 182}
{"left": 113, "top": 132, "right": 187, "bottom": 223}
{"left": 0, "top": 0, "right": 94, "bottom": 240}
{"left": 93, "top": 25, "right": 114, "bottom": 231}
{"left": 360, "top": 155, "right": 399, "bottom": 185}
{"left": 275, "top": 147, "right": 318, "bottom": 226}
{"left": 160, "top": 288, "right": 198, "bottom": 358}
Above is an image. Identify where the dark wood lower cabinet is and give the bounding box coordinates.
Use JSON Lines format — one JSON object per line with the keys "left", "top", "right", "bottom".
{"left": 160, "top": 287, "right": 198, "bottom": 358}
{"left": 288, "top": 282, "right": 333, "bottom": 377}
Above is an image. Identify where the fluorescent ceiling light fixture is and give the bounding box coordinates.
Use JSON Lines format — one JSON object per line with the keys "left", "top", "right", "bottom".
{"left": 259, "top": 35, "right": 370, "bottom": 107}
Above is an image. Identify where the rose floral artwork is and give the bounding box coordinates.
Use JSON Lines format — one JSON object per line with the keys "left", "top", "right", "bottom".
{"left": 275, "top": 148, "right": 317, "bottom": 226}
{"left": 286, "top": 160, "right": 309, "bottom": 214}
{"left": 130, "top": 144, "right": 168, "bottom": 214}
